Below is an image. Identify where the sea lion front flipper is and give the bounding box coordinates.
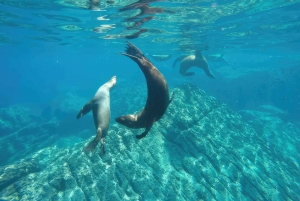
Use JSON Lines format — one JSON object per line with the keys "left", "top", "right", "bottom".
{"left": 179, "top": 65, "right": 195, "bottom": 76}
{"left": 83, "top": 127, "right": 102, "bottom": 153}
{"left": 173, "top": 55, "right": 186, "bottom": 68}
{"left": 76, "top": 100, "right": 94, "bottom": 119}
{"left": 136, "top": 118, "right": 155, "bottom": 139}
{"left": 203, "top": 68, "right": 215, "bottom": 79}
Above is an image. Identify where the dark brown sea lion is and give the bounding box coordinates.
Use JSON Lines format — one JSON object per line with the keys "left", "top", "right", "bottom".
{"left": 77, "top": 76, "right": 117, "bottom": 156}
{"left": 115, "top": 42, "right": 174, "bottom": 139}
{"left": 173, "top": 51, "right": 215, "bottom": 78}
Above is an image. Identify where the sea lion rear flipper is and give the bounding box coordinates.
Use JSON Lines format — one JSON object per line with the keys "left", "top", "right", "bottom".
{"left": 120, "top": 41, "right": 150, "bottom": 65}
{"left": 168, "top": 92, "right": 175, "bottom": 105}
{"left": 100, "top": 138, "right": 105, "bottom": 157}
{"left": 76, "top": 100, "right": 94, "bottom": 119}
{"left": 136, "top": 118, "right": 155, "bottom": 139}
{"left": 83, "top": 128, "right": 102, "bottom": 153}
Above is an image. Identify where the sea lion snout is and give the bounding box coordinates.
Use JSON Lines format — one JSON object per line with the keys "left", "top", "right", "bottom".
{"left": 115, "top": 116, "right": 129, "bottom": 124}
{"left": 115, "top": 115, "right": 136, "bottom": 128}
{"left": 110, "top": 75, "right": 117, "bottom": 88}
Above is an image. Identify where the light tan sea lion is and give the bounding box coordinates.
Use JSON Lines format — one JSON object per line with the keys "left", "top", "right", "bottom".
{"left": 76, "top": 76, "right": 117, "bottom": 156}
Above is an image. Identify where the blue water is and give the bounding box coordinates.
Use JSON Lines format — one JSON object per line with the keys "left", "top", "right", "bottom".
{"left": 1, "top": 0, "right": 299, "bottom": 117}
{"left": 0, "top": 0, "right": 300, "bottom": 199}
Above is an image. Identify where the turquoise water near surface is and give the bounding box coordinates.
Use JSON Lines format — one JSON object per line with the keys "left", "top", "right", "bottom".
{"left": 0, "top": 0, "right": 299, "bottom": 200}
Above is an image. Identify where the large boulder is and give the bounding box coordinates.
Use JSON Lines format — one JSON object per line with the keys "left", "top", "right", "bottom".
{"left": 0, "top": 83, "right": 299, "bottom": 200}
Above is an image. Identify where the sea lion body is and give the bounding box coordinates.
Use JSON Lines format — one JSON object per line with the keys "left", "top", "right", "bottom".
{"left": 115, "top": 42, "right": 174, "bottom": 139}
{"left": 174, "top": 51, "right": 215, "bottom": 78}
{"left": 77, "top": 76, "right": 117, "bottom": 156}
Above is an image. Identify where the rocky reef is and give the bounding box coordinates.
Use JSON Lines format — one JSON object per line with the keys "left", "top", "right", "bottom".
{"left": 0, "top": 106, "right": 32, "bottom": 137}
{"left": 0, "top": 122, "right": 59, "bottom": 166}
{"left": 0, "top": 83, "right": 299, "bottom": 200}
{"left": 0, "top": 159, "right": 40, "bottom": 191}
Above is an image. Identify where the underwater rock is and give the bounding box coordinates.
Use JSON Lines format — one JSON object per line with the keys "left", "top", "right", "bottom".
{"left": 0, "top": 159, "right": 40, "bottom": 191}
{"left": 239, "top": 105, "right": 288, "bottom": 122}
{"left": 239, "top": 107, "right": 300, "bottom": 171}
{"left": 0, "top": 83, "right": 299, "bottom": 200}
{"left": 0, "top": 122, "right": 59, "bottom": 166}
{"left": 0, "top": 105, "right": 32, "bottom": 136}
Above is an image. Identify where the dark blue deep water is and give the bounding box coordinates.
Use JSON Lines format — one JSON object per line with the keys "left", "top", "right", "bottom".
{"left": 0, "top": 0, "right": 300, "bottom": 200}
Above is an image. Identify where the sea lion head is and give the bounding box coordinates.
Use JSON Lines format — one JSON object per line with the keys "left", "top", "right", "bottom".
{"left": 115, "top": 114, "right": 137, "bottom": 128}
{"left": 108, "top": 75, "right": 117, "bottom": 90}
